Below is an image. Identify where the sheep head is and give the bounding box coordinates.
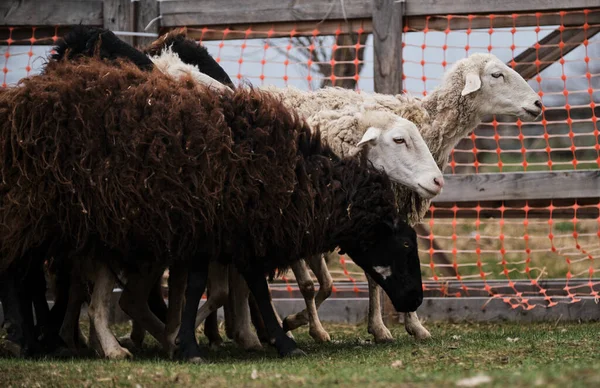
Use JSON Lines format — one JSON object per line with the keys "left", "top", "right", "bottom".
{"left": 339, "top": 217, "right": 423, "bottom": 312}
{"left": 458, "top": 53, "right": 542, "bottom": 120}
{"left": 347, "top": 110, "right": 444, "bottom": 199}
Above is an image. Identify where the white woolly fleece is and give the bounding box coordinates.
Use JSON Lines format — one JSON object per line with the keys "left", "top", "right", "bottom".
{"left": 148, "top": 46, "right": 232, "bottom": 93}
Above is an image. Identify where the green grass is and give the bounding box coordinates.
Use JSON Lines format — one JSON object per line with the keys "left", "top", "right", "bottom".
{"left": 2, "top": 321, "right": 600, "bottom": 387}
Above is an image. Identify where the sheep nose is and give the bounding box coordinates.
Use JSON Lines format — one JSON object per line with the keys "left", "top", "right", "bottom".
{"left": 433, "top": 176, "right": 444, "bottom": 188}
{"left": 534, "top": 100, "right": 543, "bottom": 109}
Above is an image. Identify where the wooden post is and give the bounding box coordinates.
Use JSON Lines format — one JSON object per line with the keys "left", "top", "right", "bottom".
{"left": 104, "top": 0, "right": 133, "bottom": 45}
{"left": 372, "top": 0, "right": 404, "bottom": 95}
{"left": 135, "top": 0, "right": 160, "bottom": 48}
{"left": 372, "top": 0, "right": 405, "bottom": 325}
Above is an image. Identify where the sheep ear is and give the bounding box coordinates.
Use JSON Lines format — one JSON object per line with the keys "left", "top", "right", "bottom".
{"left": 356, "top": 127, "right": 382, "bottom": 148}
{"left": 461, "top": 72, "right": 481, "bottom": 96}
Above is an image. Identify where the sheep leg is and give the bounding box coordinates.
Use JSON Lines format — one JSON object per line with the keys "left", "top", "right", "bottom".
{"left": 228, "top": 267, "right": 262, "bottom": 351}
{"left": 203, "top": 310, "right": 222, "bottom": 349}
{"left": 240, "top": 277, "right": 292, "bottom": 345}
{"left": 193, "top": 262, "right": 228, "bottom": 349}
{"left": 366, "top": 274, "right": 394, "bottom": 343}
{"left": 119, "top": 266, "right": 168, "bottom": 350}
{"left": 404, "top": 312, "right": 431, "bottom": 340}
{"left": 195, "top": 263, "right": 227, "bottom": 348}
{"left": 43, "top": 268, "right": 72, "bottom": 353}
{"left": 271, "top": 294, "right": 292, "bottom": 339}
{"left": 0, "top": 274, "right": 28, "bottom": 357}
{"left": 122, "top": 278, "right": 167, "bottom": 349}
{"left": 306, "top": 253, "right": 333, "bottom": 342}
{"left": 54, "top": 262, "right": 89, "bottom": 352}
{"left": 248, "top": 293, "right": 270, "bottom": 343}
{"left": 309, "top": 253, "right": 334, "bottom": 309}
{"left": 223, "top": 296, "right": 235, "bottom": 340}
{"left": 175, "top": 262, "right": 209, "bottom": 363}
{"left": 88, "top": 320, "right": 103, "bottom": 357}
{"left": 59, "top": 277, "right": 87, "bottom": 352}
{"left": 281, "top": 261, "right": 311, "bottom": 330}
{"left": 88, "top": 264, "right": 132, "bottom": 359}
{"left": 123, "top": 320, "right": 146, "bottom": 349}
{"left": 165, "top": 263, "right": 187, "bottom": 358}
{"left": 282, "top": 259, "right": 330, "bottom": 343}
{"left": 60, "top": 298, "right": 87, "bottom": 353}
{"left": 30, "top": 264, "right": 50, "bottom": 341}
{"left": 18, "top": 280, "right": 40, "bottom": 355}
{"left": 149, "top": 279, "right": 168, "bottom": 321}
{"left": 239, "top": 266, "right": 303, "bottom": 358}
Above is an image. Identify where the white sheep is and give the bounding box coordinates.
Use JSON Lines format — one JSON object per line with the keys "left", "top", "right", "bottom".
{"left": 257, "top": 52, "right": 542, "bottom": 344}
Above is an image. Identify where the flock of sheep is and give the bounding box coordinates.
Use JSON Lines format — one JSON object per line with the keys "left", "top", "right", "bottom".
{"left": 0, "top": 26, "right": 542, "bottom": 362}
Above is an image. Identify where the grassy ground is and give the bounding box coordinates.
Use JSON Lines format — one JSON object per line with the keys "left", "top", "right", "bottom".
{"left": 1, "top": 321, "right": 599, "bottom": 387}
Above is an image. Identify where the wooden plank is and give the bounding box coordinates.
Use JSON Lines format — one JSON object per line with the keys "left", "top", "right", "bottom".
{"left": 404, "top": 0, "right": 600, "bottom": 17}
{"left": 512, "top": 27, "right": 600, "bottom": 80}
{"left": 135, "top": 0, "right": 159, "bottom": 48}
{"left": 0, "top": 0, "right": 103, "bottom": 26}
{"left": 415, "top": 296, "right": 600, "bottom": 323}
{"left": 432, "top": 170, "right": 600, "bottom": 203}
{"left": 0, "top": 26, "right": 70, "bottom": 45}
{"left": 159, "top": 0, "right": 599, "bottom": 28}
{"left": 164, "top": 12, "right": 599, "bottom": 41}
{"left": 178, "top": 19, "right": 372, "bottom": 42}
{"left": 408, "top": 11, "right": 599, "bottom": 31}
{"left": 160, "top": 0, "right": 371, "bottom": 27}
{"left": 373, "top": 0, "right": 404, "bottom": 95}
{"left": 104, "top": 0, "right": 132, "bottom": 45}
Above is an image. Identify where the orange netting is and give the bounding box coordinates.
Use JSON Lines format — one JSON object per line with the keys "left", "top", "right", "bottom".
{"left": 1, "top": 8, "right": 599, "bottom": 309}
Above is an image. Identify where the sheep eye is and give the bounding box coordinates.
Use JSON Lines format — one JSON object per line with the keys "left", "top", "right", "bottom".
{"left": 403, "top": 242, "right": 410, "bottom": 248}
{"left": 394, "top": 138, "right": 406, "bottom": 145}
{"left": 491, "top": 72, "right": 503, "bottom": 79}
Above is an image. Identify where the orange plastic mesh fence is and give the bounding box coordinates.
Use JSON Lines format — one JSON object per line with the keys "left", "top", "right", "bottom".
{"left": 1, "top": 8, "right": 599, "bottom": 308}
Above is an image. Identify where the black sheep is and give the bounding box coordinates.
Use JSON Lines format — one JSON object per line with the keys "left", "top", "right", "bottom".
{"left": 143, "top": 27, "right": 234, "bottom": 88}
{"left": 51, "top": 25, "right": 154, "bottom": 70}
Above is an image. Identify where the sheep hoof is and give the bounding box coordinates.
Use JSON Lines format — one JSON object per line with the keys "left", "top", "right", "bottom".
{"left": 208, "top": 340, "right": 223, "bottom": 351}
{"left": 234, "top": 333, "right": 263, "bottom": 352}
{"left": 0, "top": 340, "right": 24, "bottom": 358}
{"left": 276, "top": 335, "right": 302, "bottom": 358}
{"left": 369, "top": 327, "right": 394, "bottom": 343}
{"left": 48, "top": 345, "right": 79, "bottom": 358}
{"left": 309, "top": 328, "right": 331, "bottom": 343}
{"left": 176, "top": 342, "right": 206, "bottom": 362}
{"left": 118, "top": 336, "right": 139, "bottom": 350}
{"left": 407, "top": 327, "right": 432, "bottom": 341}
{"left": 283, "top": 348, "right": 306, "bottom": 358}
{"left": 105, "top": 346, "right": 133, "bottom": 360}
